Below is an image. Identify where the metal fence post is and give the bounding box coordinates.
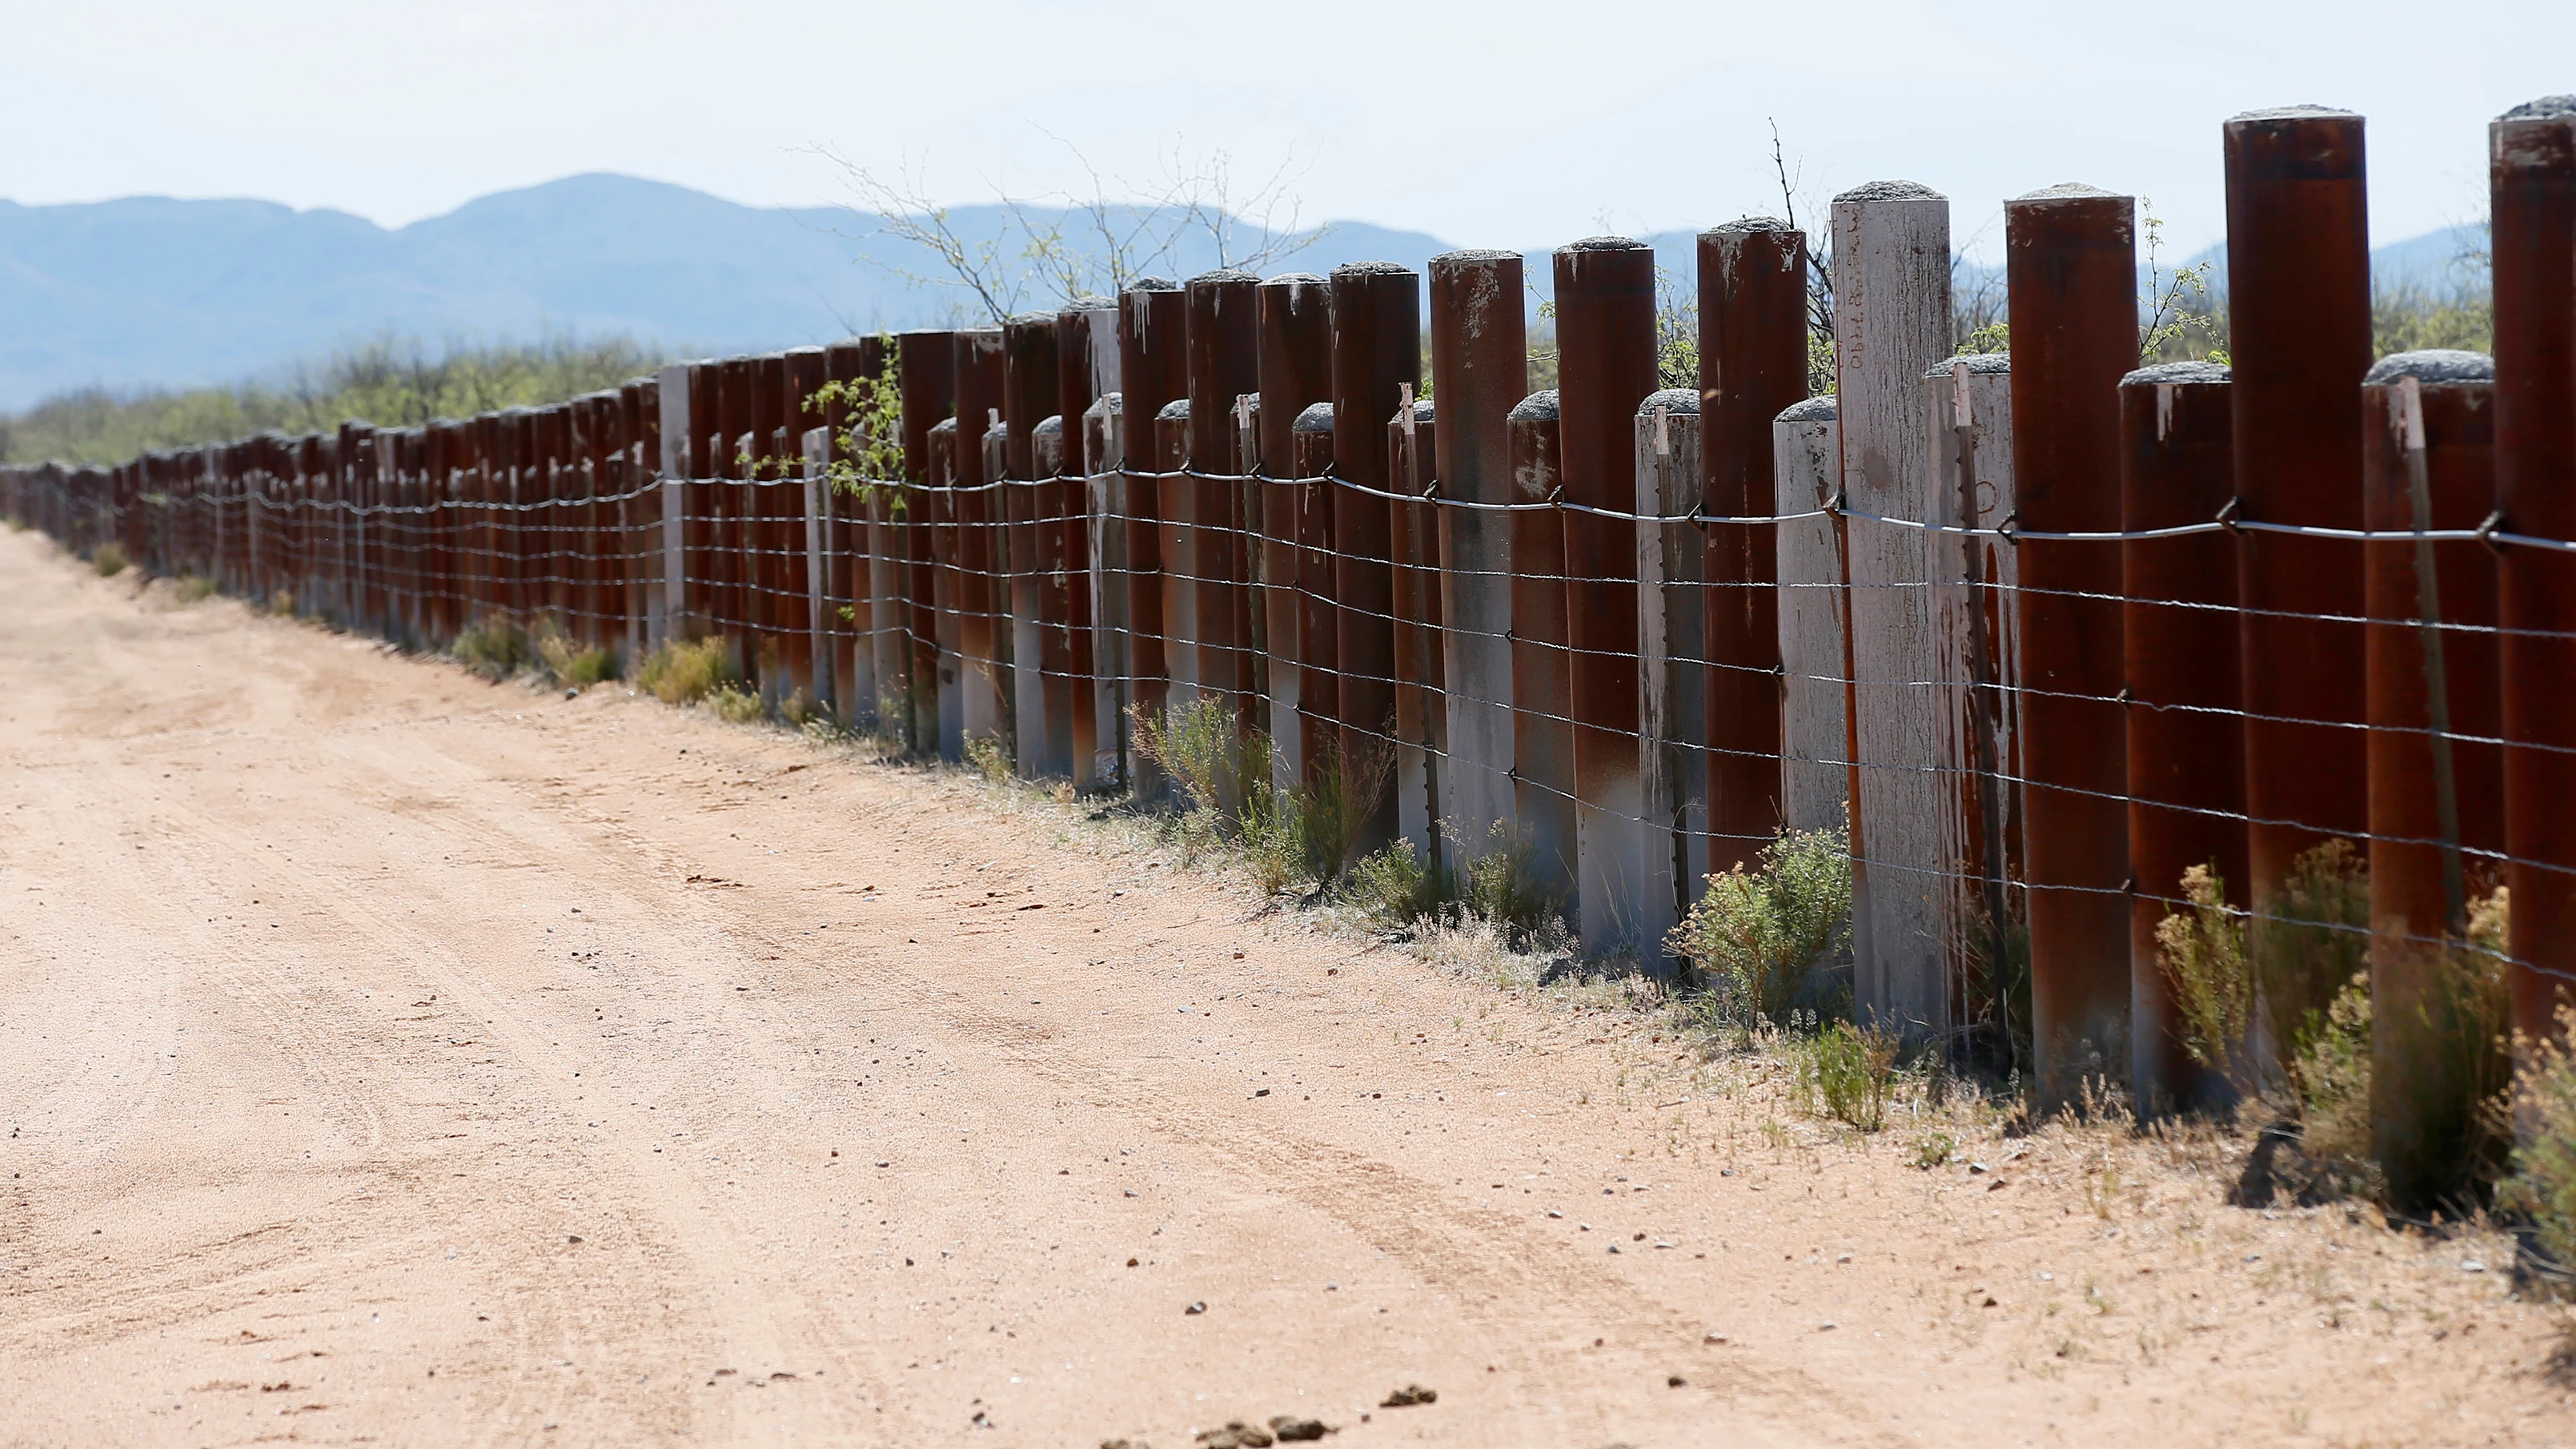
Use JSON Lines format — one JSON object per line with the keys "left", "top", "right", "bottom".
{"left": 1510, "top": 390, "right": 1579, "bottom": 922}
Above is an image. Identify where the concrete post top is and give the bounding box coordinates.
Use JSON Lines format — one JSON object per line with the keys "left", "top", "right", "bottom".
{"left": 1507, "top": 391, "right": 1561, "bottom": 422}
{"left": 2120, "top": 361, "right": 2231, "bottom": 387}
{"left": 2362, "top": 349, "right": 2494, "bottom": 386}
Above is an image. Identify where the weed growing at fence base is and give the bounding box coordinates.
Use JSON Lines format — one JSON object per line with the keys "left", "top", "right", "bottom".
{"left": 90, "top": 543, "right": 126, "bottom": 577}
{"left": 1667, "top": 825, "right": 1852, "bottom": 1026}
{"left": 705, "top": 686, "right": 764, "bottom": 724}
{"left": 2502, "top": 1006, "right": 2576, "bottom": 1290}
{"left": 174, "top": 573, "right": 218, "bottom": 604}
{"left": 1796, "top": 1019, "right": 1900, "bottom": 1131}
{"left": 454, "top": 614, "right": 530, "bottom": 682}
{"left": 636, "top": 637, "right": 733, "bottom": 705}
{"left": 528, "top": 617, "right": 619, "bottom": 690}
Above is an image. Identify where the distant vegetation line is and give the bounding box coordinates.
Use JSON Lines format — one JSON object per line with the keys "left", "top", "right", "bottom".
{"left": 0, "top": 333, "right": 669, "bottom": 466}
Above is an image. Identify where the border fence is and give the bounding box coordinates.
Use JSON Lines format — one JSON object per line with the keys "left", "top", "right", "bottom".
{"left": 9, "top": 102, "right": 2576, "bottom": 1160}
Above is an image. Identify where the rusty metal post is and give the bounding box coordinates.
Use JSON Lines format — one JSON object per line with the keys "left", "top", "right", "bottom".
{"left": 1699, "top": 219, "right": 1810, "bottom": 873}
{"left": 2007, "top": 183, "right": 2137, "bottom": 1103}
{"left": 897, "top": 330, "right": 956, "bottom": 755}
{"left": 1187, "top": 269, "right": 1261, "bottom": 724}
{"left": 1258, "top": 274, "right": 1334, "bottom": 792}
{"left": 1004, "top": 311, "right": 1064, "bottom": 777}
{"left": 927, "top": 416, "right": 965, "bottom": 759}
{"left": 1119, "top": 279, "right": 1189, "bottom": 793}
{"left": 1637, "top": 389, "right": 1706, "bottom": 965}
{"left": 2225, "top": 106, "right": 2375, "bottom": 968}
{"left": 1832, "top": 181, "right": 1953, "bottom": 1034}
{"left": 1327, "top": 261, "right": 1421, "bottom": 859}
{"left": 1083, "top": 388, "right": 1130, "bottom": 788}
{"left": 2363, "top": 351, "right": 2506, "bottom": 1210}
{"left": 1555, "top": 237, "right": 1659, "bottom": 959}
{"left": 1390, "top": 393, "right": 1442, "bottom": 863}
{"left": 952, "top": 329, "right": 1009, "bottom": 752}
{"left": 1292, "top": 402, "right": 1341, "bottom": 806}
{"left": 713, "top": 356, "right": 756, "bottom": 664}
{"left": 1774, "top": 396, "right": 1847, "bottom": 836}
{"left": 1509, "top": 391, "right": 1578, "bottom": 918}
{"left": 784, "top": 346, "right": 827, "bottom": 700}
{"left": 2491, "top": 97, "right": 2576, "bottom": 1043}
{"left": 2121, "top": 361, "right": 2243, "bottom": 1112}
{"left": 747, "top": 353, "right": 791, "bottom": 697}
{"left": 1428, "top": 250, "right": 1527, "bottom": 862}
{"left": 1058, "top": 297, "right": 1117, "bottom": 790}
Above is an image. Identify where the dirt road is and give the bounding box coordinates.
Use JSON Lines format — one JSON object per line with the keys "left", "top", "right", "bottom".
{"left": 1, "top": 528, "right": 2566, "bottom": 1448}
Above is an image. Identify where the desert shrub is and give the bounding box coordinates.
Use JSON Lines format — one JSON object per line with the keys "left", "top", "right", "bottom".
{"left": 529, "top": 616, "right": 619, "bottom": 689}
{"left": 964, "top": 734, "right": 1012, "bottom": 781}
{"left": 175, "top": 573, "right": 218, "bottom": 603}
{"left": 1454, "top": 825, "right": 1563, "bottom": 942}
{"left": 1667, "top": 825, "right": 1852, "bottom": 1025}
{"left": 2374, "top": 887, "right": 2514, "bottom": 1213}
{"left": 2286, "top": 972, "right": 2381, "bottom": 1196}
{"left": 705, "top": 685, "right": 764, "bottom": 724}
{"left": 90, "top": 542, "right": 127, "bottom": 577}
{"left": 2502, "top": 1005, "right": 2576, "bottom": 1285}
{"left": 1796, "top": 1020, "right": 1900, "bottom": 1131}
{"left": 2260, "top": 839, "right": 2373, "bottom": 1074}
{"left": 1342, "top": 841, "right": 1440, "bottom": 928}
{"left": 636, "top": 637, "right": 733, "bottom": 705}
{"left": 454, "top": 614, "right": 530, "bottom": 682}
{"left": 2160, "top": 861, "right": 2259, "bottom": 1097}
{"left": 1297, "top": 733, "right": 1394, "bottom": 884}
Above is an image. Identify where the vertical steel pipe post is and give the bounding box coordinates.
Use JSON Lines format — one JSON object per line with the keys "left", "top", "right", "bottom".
{"left": 1555, "top": 237, "right": 1659, "bottom": 960}
{"left": 1118, "top": 279, "right": 1189, "bottom": 791}
{"left": 897, "top": 331, "right": 957, "bottom": 755}
{"left": 1057, "top": 298, "right": 1116, "bottom": 789}
{"left": 2362, "top": 350, "right": 2505, "bottom": 1210}
{"left": 1699, "top": 219, "right": 1810, "bottom": 874}
{"left": 2491, "top": 97, "right": 2576, "bottom": 1043}
{"left": 1292, "top": 402, "right": 1342, "bottom": 806}
{"left": 1390, "top": 395, "right": 1442, "bottom": 862}
{"left": 1773, "top": 395, "right": 1848, "bottom": 836}
{"left": 1187, "top": 270, "right": 1261, "bottom": 720}
{"left": 1832, "top": 181, "right": 1954, "bottom": 1033}
{"left": 2008, "top": 183, "right": 2137, "bottom": 1102}
{"left": 1258, "top": 274, "right": 1334, "bottom": 792}
{"left": 950, "top": 330, "right": 1008, "bottom": 752}
{"left": 1330, "top": 261, "right": 1421, "bottom": 857}
{"left": 1637, "top": 389, "right": 1706, "bottom": 965}
{"left": 1509, "top": 391, "right": 1578, "bottom": 918}
{"left": 1004, "top": 312, "right": 1065, "bottom": 777}
{"left": 784, "top": 347, "right": 828, "bottom": 700}
{"left": 2121, "top": 362, "right": 2243, "bottom": 1111}
{"left": 2225, "top": 106, "right": 2374, "bottom": 974}
{"left": 1428, "top": 250, "right": 1527, "bottom": 861}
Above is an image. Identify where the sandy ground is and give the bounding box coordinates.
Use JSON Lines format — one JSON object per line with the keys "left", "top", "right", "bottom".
{"left": 1, "top": 527, "right": 2571, "bottom": 1449}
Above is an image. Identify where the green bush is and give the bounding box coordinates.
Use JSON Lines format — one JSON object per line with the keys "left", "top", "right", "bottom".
{"left": 454, "top": 614, "right": 530, "bottom": 682}
{"left": 2159, "top": 861, "right": 2258, "bottom": 1097}
{"left": 2502, "top": 1005, "right": 2576, "bottom": 1285}
{"left": 1666, "top": 825, "right": 1852, "bottom": 1024}
{"left": 90, "top": 542, "right": 127, "bottom": 577}
{"left": 529, "top": 616, "right": 619, "bottom": 689}
{"left": 1797, "top": 1021, "right": 1900, "bottom": 1132}
{"left": 636, "top": 637, "right": 733, "bottom": 704}
{"left": 706, "top": 686, "right": 764, "bottom": 724}
{"left": 1342, "top": 841, "right": 1440, "bottom": 927}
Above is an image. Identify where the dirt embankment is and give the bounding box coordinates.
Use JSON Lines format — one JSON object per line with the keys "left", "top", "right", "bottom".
{"left": 1, "top": 528, "right": 2568, "bottom": 1448}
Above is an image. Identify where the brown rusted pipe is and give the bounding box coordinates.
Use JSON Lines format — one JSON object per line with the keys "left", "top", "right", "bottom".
{"left": 1428, "top": 249, "right": 1527, "bottom": 863}
{"left": 2490, "top": 97, "right": 2576, "bottom": 1044}
{"left": 1004, "top": 311, "right": 1064, "bottom": 777}
{"left": 2006, "top": 183, "right": 2137, "bottom": 1105}
{"left": 1509, "top": 390, "right": 1577, "bottom": 919}
{"left": 1555, "top": 236, "right": 1658, "bottom": 957}
{"left": 1188, "top": 269, "right": 1262, "bottom": 719}
{"left": 897, "top": 331, "right": 956, "bottom": 754}
{"left": 1118, "top": 278, "right": 1189, "bottom": 785}
{"left": 2224, "top": 106, "right": 2374, "bottom": 953}
{"left": 2362, "top": 350, "right": 2505, "bottom": 1211}
{"left": 1698, "top": 218, "right": 1809, "bottom": 876}
{"left": 1330, "top": 261, "right": 1421, "bottom": 856}
{"left": 2121, "top": 361, "right": 2244, "bottom": 1113}
{"left": 1258, "top": 273, "right": 1334, "bottom": 790}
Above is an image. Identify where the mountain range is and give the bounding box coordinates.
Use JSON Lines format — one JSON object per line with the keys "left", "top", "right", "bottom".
{"left": 0, "top": 172, "right": 2486, "bottom": 411}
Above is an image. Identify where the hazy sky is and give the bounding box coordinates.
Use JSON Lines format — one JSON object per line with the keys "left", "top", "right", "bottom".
{"left": 7, "top": 0, "right": 2568, "bottom": 259}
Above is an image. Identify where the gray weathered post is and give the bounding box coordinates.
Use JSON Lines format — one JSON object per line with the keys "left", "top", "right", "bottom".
{"left": 1084, "top": 390, "right": 1129, "bottom": 787}
{"left": 1832, "top": 180, "right": 1954, "bottom": 1034}
{"left": 1004, "top": 311, "right": 1065, "bottom": 777}
{"left": 1390, "top": 393, "right": 1442, "bottom": 863}
{"left": 1773, "top": 396, "right": 1847, "bottom": 836}
{"left": 1637, "top": 388, "right": 1707, "bottom": 966}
